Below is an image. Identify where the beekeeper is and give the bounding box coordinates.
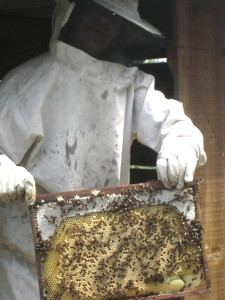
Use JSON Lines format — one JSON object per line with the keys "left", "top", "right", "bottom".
{"left": 0, "top": 0, "right": 207, "bottom": 299}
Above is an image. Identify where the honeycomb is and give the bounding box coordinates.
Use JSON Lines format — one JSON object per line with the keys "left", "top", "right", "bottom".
{"left": 33, "top": 184, "right": 204, "bottom": 300}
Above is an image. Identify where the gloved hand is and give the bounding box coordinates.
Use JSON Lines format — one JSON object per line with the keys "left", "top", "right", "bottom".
{"left": 0, "top": 155, "right": 36, "bottom": 205}
{"left": 156, "top": 143, "right": 206, "bottom": 190}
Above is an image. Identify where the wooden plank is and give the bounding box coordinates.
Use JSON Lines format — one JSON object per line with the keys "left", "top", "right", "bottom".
{"left": 173, "top": 0, "right": 225, "bottom": 299}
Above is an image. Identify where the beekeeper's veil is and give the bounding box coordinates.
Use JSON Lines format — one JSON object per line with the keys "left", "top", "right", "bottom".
{"left": 50, "top": 0, "right": 166, "bottom": 66}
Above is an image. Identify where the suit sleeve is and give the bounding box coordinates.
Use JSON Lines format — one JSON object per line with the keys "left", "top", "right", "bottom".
{"left": 132, "top": 70, "right": 206, "bottom": 167}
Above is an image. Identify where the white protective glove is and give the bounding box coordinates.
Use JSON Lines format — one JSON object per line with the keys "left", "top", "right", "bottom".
{"left": 0, "top": 155, "right": 36, "bottom": 205}
{"left": 156, "top": 143, "right": 207, "bottom": 190}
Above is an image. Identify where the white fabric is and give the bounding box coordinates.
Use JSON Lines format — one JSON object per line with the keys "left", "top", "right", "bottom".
{"left": 0, "top": 155, "right": 36, "bottom": 205}
{"left": 0, "top": 1, "right": 206, "bottom": 299}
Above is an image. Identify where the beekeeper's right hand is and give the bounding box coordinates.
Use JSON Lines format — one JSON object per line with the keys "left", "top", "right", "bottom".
{"left": 0, "top": 155, "right": 36, "bottom": 205}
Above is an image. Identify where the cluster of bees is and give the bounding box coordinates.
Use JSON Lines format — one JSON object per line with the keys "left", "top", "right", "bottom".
{"left": 33, "top": 184, "right": 204, "bottom": 300}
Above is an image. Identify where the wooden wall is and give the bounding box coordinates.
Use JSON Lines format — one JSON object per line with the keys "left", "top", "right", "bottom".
{"left": 173, "top": 1, "right": 225, "bottom": 299}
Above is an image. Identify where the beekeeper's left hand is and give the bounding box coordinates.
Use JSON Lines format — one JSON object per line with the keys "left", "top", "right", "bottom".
{"left": 156, "top": 143, "right": 206, "bottom": 190}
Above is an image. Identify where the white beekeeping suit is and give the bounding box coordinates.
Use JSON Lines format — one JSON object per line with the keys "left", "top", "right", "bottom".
{"left": 0, "top": 0, "right": 206, "bottom": 299}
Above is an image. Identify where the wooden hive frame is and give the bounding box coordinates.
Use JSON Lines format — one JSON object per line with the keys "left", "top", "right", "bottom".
{"left": 29, "top": 178, "right": 210, "bottom": 300}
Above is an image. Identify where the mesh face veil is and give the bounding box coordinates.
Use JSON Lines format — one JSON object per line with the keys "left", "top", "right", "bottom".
{"left": 54, "top": 0, "right": 165, "bottom": 66}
